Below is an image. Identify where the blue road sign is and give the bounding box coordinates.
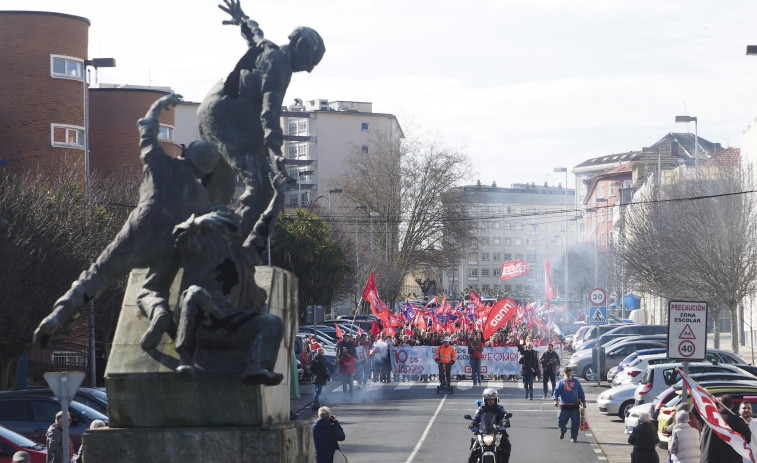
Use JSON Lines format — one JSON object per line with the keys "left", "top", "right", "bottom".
{"left": 587, "top": 306, "right": 608, "bottom": 325}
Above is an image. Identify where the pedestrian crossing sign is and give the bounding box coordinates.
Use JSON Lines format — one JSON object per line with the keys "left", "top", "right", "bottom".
{"left": 587, "top": 306, "right": 608, "bottom": 325}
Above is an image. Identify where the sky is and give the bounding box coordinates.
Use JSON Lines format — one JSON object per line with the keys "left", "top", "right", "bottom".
{"left": 13, "top": 0, "right": 757, "bottom": 189}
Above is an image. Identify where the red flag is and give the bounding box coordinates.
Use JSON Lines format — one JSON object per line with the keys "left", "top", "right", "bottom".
{"left": 358, "top": 326, "right": 364, "bottom": 336}
{"left": 334, "top": 323, "right": 344, "bottom": 339}
{"left": 415, "top": 311, "right": 428, "bottom": 331}
{"left": 500, "top": 259, "right": 528, "bottom": 280}
{"left": 468, "top": 290, "right": 481, "bottom": 305}
{"left": 389, "top": 313, "right": 402, "bottom": 327}
{"left": 483, "top": 298, "right": 518, "bottom": 341}
{"left": 309, "top": 335, "right": 322, "bottom": 351}
{"left": 370, "top": 321, "right": 381, "bottom": 336}
{"left": 384, "top": 325, "right": 396, "bottom": 337}
{"left": 361, "top": 272, "right": 391, "bottom": 322}
{"left": 545, "top": 253, "right": 556, "bottom": 300}
{"left": 432, "top": 314, "right": 443, "bottom": 333}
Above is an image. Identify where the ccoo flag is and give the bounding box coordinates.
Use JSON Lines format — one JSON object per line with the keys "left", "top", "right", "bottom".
{"left": 482, "top": 298, "right": 518, "bottom": 341}
{"left": 544, "top": 252, "right": 556, "bottom": 300}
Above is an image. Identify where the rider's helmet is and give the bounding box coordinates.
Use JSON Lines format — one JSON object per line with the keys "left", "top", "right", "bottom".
{"left": 483, "top": 388, "right": 498, "bottom": 406}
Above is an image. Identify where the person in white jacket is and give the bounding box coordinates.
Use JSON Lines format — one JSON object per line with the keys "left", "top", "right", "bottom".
{"left": 739, "top": 402, "right": 757, "bottom": 463}
{"left": 668, "top": 411, "right": 701, "bottom": 463}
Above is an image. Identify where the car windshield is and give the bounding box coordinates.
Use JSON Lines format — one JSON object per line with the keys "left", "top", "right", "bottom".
{"left": 70, "top": 400, "right": 108, "bottom": 421}
{"left": 0, "top": 425, "right": 45, "bottom": 450}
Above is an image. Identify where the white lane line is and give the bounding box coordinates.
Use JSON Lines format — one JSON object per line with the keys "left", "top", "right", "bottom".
{"left": 405, "top": 394, "right": 447, "bottom": 463}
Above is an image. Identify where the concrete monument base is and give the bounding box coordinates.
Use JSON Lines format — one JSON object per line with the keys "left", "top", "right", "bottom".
{"left": 85, "top": 266, "right": 312, "bottom": 462}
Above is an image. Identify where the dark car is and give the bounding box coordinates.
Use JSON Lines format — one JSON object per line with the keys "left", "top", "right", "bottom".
{"left": 0, "top": 394, "right": 108, "bottom": 448}
{"left": 0, "top": 425, "right": 46, "bottom": 463}
{"left": 0, "top": 388, "right": 107, "bottom": 416}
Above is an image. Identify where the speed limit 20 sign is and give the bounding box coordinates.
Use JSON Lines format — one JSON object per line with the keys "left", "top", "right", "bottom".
{"left": 589, "top": 288, "right": 606, "bottom": 306}
{"left": 667, "top": 301, "right": 707, "bottom": 361}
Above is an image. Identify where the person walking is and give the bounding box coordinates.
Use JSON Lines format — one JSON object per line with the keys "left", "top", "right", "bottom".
{"left": 309, "top": 348, "right": 331, "bottom": 412}
{"left": 553, "top": 366, "right": 586, "bottom": 443}
{"left": 540, "top": 343, "right": 560, "bottom": 398}
{"left": 45, "top": 411, "right": 74, "bottom": 463}
{"left": 434, "top": 336, "right": 457, "bottom": 388}
{"left": 740, "top": 401, "right": 757, "bottom": 463}
{"left": 628, "top": 412, "right": 660, "bottom": 463}
{"left": 372, "top": 334, "right": 390, "bottom": 383}
{"left": 701, "top": 394, "right": 751, "bottom": 463}
{"left": 468, "top": 332, "right": 484, "bottom": 386}
{"left": 355, "top": 334, "right": 371, "bottom": 388}
{"left": 668, "top": 411, "right": 700, "bottom": 463}
{"left": 518, "top": 342, "right": 540, "bottom": 400}
{"left": 312, "top": 406, "right": 345, "bottom": 463}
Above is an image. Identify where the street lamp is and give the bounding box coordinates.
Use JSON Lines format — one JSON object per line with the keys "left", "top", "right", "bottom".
{"left": 355, "top": 205, "right": 367, "bottom": 311}
{"left": 554, "top": 167, "right": 569, "bottom": 307}
{"left": 328, "top": 188, "right": 342, "bottom": 214}
{"left": 369, "top": 212, "right": 381, "bottom": 258}
{"left": 83, "top": 57, "right": 115, "bottom": 389}
{"left": 596, "top": 198, "right": 609, "bottom": 294}
{"left": 611, "top": 181, "right": 626, "bottom": 318}
{"left": 675, "top": 115, "right": 698, "bottom": 180}
{"left": 83, "top": 58, "right": 116, "bottom": 189}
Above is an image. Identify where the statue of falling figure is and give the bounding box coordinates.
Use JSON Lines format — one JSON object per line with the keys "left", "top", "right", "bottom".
{"left": 33, "top": 0, "right": 325, "bottom": 386}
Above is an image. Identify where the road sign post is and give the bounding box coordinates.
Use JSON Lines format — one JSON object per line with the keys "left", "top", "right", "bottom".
{"left": 44, "top": 371, "right": 86, "bottom": 463}
{"left": 587, "top": 291, "right": 608, "bottom": 386}
{"left": 667, "top": 301, "right": 707, "bottom": 402}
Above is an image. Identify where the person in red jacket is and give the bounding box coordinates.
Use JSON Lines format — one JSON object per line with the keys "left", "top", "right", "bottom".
{"left": 338, "top": 347, "right": 356, "bottom": 397}
{"left": 468, "top": 332, "right": 485, "bottom": 386}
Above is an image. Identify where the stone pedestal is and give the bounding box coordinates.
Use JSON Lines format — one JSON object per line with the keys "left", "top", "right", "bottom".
{"left": 84, "top": 266, "right": 313, "bottom": 463}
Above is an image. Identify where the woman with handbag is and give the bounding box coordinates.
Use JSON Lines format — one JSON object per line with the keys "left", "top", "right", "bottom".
{"left": 313, "top": 406, "right": 346, "bottom": 463}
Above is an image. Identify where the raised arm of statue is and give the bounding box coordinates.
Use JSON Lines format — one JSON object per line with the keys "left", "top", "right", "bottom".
{"left": 219, "top": 0, "right": 265, "bottom": 48}
{"left": 138, "top": 93, "right": 183, "bottom": 161}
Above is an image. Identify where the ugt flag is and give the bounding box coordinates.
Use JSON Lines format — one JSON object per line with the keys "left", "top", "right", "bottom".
{"left": 679, "top": 369, "right": 755, "bottom": 462}
{"left": 483, "top": 298, "right": 518, "bottom": 341}
{"left": 361, "top": 271, "right": 390, "bottom": 322}
{"left": 500, "top": 259, "right": 528, "bottom": 280}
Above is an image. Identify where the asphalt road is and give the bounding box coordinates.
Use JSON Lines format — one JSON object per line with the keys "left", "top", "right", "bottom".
{"left": 299, "top": 378, "right": 609, "bottom": 462}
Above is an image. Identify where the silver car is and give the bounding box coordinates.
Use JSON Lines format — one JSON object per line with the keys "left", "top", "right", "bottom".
{"left": 597, "top": 383, "right": 638, "bottom": 418}
{"left": 624, "top": 403, "right": 655, "bottom": 433}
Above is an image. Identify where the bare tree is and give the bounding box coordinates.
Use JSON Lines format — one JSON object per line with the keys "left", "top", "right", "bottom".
{"left": 622, "top": 162, "right": 757, "bottom": 351}
{"left": 335, "top": 129, "right": 476, "bottom": 303}
{"left": 0, "top": 159, "right": 139, "bottom": 388}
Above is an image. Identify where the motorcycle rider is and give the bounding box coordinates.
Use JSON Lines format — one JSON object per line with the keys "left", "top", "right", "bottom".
{"left": 468, "top": 388, "right": 511, "bottom": 463}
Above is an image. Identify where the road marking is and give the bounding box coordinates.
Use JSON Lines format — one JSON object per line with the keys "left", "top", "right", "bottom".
{"left": 405, "top": 394, "right": 447, "bottom": 463}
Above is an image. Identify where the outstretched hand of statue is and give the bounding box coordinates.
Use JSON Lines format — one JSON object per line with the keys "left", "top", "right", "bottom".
{"left": 219, "top": 0, "right": 248, "bottom": 25}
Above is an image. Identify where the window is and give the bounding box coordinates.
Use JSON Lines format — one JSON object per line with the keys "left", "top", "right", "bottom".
{"left": 515, "top": 253, "right": 523, "bottom": 260}
{"left": 289, "top": 193, "right": 298, "bottom": 206}
{"left": 468, "top": 269, "right": 478, "bottom": 279}
{"left": 515, "top": 223, "right": 523, "bottom": 231}
{"left": 361, "top": 122, "right": 369, "bottom": 132}
{"left": 298, "top": 119, "right": 308, "bottom": 133}
{"left": 51, "top": 55, "right": 83, "bottom": 80}
{"left": 31, "top": 400, "right": 60, "bottom": 422}
{"left": 503, "top": 284, "right": 512, "bottom": 292}
{"left": 481, "top": 284, "right": 490, "bottom": 291}
{"left": 479, "top": 237, "right": 489, "bottom": 246}
{"left": 297, "top": 143, "right": 308, "bottom": 156}
{"left": 52, "top": 351, "right": 85, "bottom": 366}
{"left": 158, "top": 125, "right": 173, "bottom": 141}
{"left": 504, "top": 253, "right": 512, "bottom": 260}
{"left": 493, "top": 238, "right": 501, "bottom": 246}
{"left": 526, "top": 253, "right": 535, "bottom": 263}
{"left": 481, "top": 252, "right": 489, "bottom": 261}
{"left": 493, "top": 268, "right": 500, "bottom": 277}
{"left": 288, "top": 143, "right": 297, "bottom": 159}
{"left": 504, "top": 223, "right": 512, "bottom": 231}
{"left": 289, "top": 120, "right": 298, "bottom": 134}
{"left": 493, "top": 253, "right": 501, "bottom": 261}
{"left": 51, "top": 124, "right": 85, "bottom": 149}
{"left": 361, "top": 145, "right": 369, "bottom": 154}
{"left": 482, "top": 269, "right": 489, "bottom": 277}
{"left": 493, "top": 222, "right": 500, "bottom": 230}
{"left": 514, "top": 238, "right": 522, "bottom": 246}
{"left": 468, "top": 252, "right": 478, "bottom": 263}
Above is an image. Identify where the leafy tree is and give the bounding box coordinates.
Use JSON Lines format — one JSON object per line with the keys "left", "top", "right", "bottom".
{"left": 269, "top": 208, "right": 351, "bottom": 323}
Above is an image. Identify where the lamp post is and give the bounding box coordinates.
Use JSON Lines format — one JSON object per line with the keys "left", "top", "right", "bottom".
{"left": 328, "top": 188, "right": 342, "bottom": 215}
{"left": 611, "top": 181, "right": 625, "bottom": 318}
{"left": 675, "top": 115, "right": 698, "bottom": 180}
{"left": 355, "top": 205, "right": 367, "bottom": 311}
{"left": 554, "top": 167, "right": 569, "bottom": 307}
{"left": 596, "top": 198, "right": 609, "bottom": 294}
{"left": 83, "top": 57, "right": 115, "bottom": 389}
{"left": 369, "top": 212, "right": 381, "bottom": 258}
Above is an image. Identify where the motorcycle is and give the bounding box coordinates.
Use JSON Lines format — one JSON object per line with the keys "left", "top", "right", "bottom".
{"left": 463, "top": 409, "right": 513, "bottom": 463}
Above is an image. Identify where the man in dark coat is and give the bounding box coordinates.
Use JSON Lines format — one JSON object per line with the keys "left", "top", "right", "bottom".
{"left": 628, "top": 412, "right": 659, "bottom": 463}
{"left": 540, "top": 343, "right": 560, "bottom": 398}
{"left": 700, "top": 394, "right": 751, "bottom": 463}
{"left": 312, "top": 406, "right": 345, "bottom": 463}
{"left": 518, "top": 342, "right": 540, "bottom": 400}
{"left": 310, "top": 348, "right": 331, "bottom": 411}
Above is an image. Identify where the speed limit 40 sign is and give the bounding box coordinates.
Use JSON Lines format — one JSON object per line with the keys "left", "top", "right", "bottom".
{"left": 667, "top": 301, "right": 707, "bottom": 361}
{"left": 589, "top": 288, "right": 606, "bottom": 306}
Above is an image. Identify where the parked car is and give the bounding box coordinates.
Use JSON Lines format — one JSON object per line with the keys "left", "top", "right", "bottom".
{"left": 634, "top": 362, "right": 754, "bottom": 405}
{"left": 597, "top": 383, "right": 639, "bottom": 418}
{"left": 0, "top": 425, "right": 46, "bottom": 463}
{"left": 568, "top": 338, "right": 667, "bottom": 381}
{"left": 573, "top": 324, "right": 628, "bottom": 351}
{"left": 0, "top": 388, "right": 107, "bottom": 416}
{"left": 0, "top": 394, "right": 108, "bottom": 447}
{"left": 614, "top": 349, "right": 746, "bottom": 386}
{"left": 597, "top": 324, "right": 668, "bottom": 348}
{"left": 607, "top": 348, "right": 667, "bottom": 383}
